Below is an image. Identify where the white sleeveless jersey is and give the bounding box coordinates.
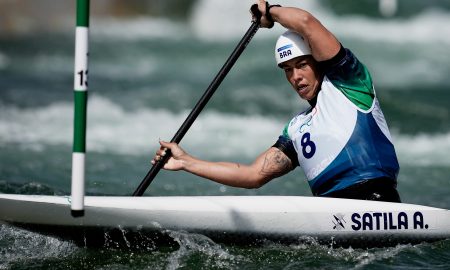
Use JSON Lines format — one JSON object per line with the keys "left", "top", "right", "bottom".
{"left": 279, "top": 48, "right": 399, "bottom": 196}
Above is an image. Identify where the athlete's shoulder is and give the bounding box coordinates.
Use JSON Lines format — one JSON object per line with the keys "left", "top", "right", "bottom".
{"left": 319, "top": 45, "right": 375, "bottom": 111}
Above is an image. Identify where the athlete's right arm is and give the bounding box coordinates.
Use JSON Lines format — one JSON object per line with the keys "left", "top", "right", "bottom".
{"left": 152, "top": 141, "right": 294, "bottom": 188}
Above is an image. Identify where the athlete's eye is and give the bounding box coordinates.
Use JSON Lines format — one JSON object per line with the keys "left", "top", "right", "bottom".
{"left": 297, "top": 62, "right": 307, "bottom": 69}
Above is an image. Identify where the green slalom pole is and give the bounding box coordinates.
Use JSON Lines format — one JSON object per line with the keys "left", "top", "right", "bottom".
{"left": 71, "top": 0, "right": 89, "bottom": 217}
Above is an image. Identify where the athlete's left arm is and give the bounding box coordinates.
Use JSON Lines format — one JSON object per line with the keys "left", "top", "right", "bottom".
{"left": 152, "top": 141, "right": 294, "bottom": 189}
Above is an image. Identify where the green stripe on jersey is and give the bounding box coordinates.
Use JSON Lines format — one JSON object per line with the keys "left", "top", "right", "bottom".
{"left": 331, "top": 62, "right": 375, "bottom": 111}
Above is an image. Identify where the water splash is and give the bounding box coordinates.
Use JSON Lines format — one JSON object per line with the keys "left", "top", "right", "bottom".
{"left": 165, "top": 230, "right": 239, "bottom": 269}
{"left": 0, "top": 225, "right": 76, "bottom": 269}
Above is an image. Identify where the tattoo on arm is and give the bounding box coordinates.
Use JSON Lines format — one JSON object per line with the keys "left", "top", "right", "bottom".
{"left": 259, "top": 149, "right": 292, "bottom": 179}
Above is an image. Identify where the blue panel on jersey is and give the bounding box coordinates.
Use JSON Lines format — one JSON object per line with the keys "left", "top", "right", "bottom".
{"left": 309, "top": 111, "right": 399, "bottom": 196}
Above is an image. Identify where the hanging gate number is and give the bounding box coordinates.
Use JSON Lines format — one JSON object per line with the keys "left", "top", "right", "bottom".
{"left": 77, "top": 69, "right": 88, "bottom": 87}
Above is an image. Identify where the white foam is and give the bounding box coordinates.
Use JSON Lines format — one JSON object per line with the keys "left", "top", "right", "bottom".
{"left": 84, "top": 97, "right": 283, "bottom": 158}
{"left": 0, "top": 96, "right": 282, "bottom": 159}
{"left": 1, "top": 96, "right": 449, "bottom": 166}
{"left": 189, "top": 0, "right": 324, "bottom": 41}
{"left": 326, "top": 9, "right": 450, "bottom": 45}
{"left": 0, "top": 102, "right": 72, "bottom": 147}
{"left": 393, "top": 132, "right": 450, "bottom": 166}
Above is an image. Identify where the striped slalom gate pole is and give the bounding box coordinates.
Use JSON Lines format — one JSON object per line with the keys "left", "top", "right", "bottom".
{"left": 71, "top": 0, "right": 90, "bottom": 217}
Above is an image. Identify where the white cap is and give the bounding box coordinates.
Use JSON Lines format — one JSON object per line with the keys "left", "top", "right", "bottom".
{"left": 275, "top": 30, "right": 312, "bottom": 65}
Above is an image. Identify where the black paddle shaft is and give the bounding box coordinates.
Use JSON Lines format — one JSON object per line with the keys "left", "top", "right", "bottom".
{"left": 133, "top": 7, "right": 262, "bottom": 196}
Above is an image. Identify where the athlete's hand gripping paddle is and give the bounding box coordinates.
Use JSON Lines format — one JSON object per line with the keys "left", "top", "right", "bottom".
{"left": 133, "top": 5, "right": 262, "bottom": 196}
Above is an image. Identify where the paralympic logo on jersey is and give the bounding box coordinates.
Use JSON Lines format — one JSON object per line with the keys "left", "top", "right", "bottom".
{"left": 298, "top": 107, "right": 318, "bottom": 134}
{"left": 289, "top": 107, "right": 318, "bottom": 130}
{"left": 331, "top": 211, "right": 429, "bottom": 231}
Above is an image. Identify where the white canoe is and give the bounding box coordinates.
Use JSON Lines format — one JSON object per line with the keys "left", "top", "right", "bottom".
{"left": 0, "top": 194, "right": 449, "bottom": 248}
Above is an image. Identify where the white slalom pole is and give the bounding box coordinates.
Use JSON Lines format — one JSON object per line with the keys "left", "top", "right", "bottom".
{"left": 71, "top": 0, "right": 89, "bottom": 217}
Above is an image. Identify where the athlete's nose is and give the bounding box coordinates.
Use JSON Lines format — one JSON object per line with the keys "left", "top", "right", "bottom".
{"left": 292, "top": 67, "right": 304, "bottom": 83}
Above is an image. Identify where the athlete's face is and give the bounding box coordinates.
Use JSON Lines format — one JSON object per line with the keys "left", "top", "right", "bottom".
{"left": 280, "top": 56, "right": 322, "bottom": 101}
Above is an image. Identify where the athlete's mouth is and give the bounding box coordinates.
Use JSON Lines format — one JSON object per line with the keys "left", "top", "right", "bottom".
{"left": 297, "top": 84, "right": 308, "bottom": 93}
